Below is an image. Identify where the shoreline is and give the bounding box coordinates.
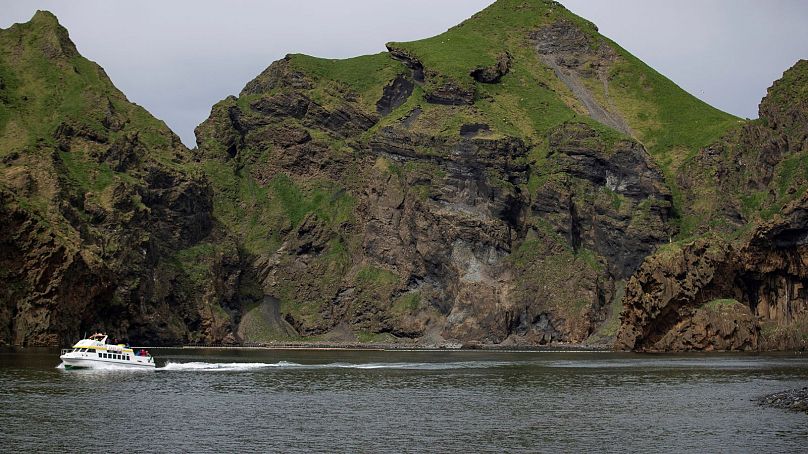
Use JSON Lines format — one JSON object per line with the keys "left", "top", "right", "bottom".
{"left": 156, "top": 341, "right": 612, "bottom": 352}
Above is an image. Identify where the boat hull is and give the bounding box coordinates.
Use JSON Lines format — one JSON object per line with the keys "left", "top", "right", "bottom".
{"left": 60, "top": 356, "right": 155, "bottom": 370}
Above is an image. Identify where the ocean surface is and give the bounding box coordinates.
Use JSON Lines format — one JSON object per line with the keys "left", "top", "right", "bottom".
{"left": 0, "top": 348, "right": 806, "bottom": 453}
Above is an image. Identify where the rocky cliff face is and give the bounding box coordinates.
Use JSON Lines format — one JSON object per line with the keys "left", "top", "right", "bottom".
{"left": 616, "top": 60, "right": 808, "bottom": 351}
{"left": 193, "top": 0, "right": 699, "bottom": 348}
{"left": 3, "top": 2, "right": 804, "bottom": 350}
{"left": 0, "top": 12, "right": 240, "bottom": 346}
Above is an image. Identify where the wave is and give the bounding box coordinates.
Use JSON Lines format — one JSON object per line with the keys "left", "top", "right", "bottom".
{"left": 158, "top": 360, "right": 513, "bottom": 372}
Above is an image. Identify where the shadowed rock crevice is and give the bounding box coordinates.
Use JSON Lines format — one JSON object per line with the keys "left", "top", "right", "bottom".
{"left": 470, "top": 52, "right": 512, "bottom": 83}
{"left": 376, "top": 75, "right": 414, "bottom": 116}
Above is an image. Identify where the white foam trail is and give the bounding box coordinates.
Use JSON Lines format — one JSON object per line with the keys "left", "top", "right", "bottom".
{"left": 157, "top": 361, "right": 513, "bottom": 372}
{"left": 159, "top": 361, "right": 300, "bottom": 371}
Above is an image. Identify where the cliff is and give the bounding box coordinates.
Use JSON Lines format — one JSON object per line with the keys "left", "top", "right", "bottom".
{"left": 0, "top": 12, "right": 239, "bottom": 346}
{"left": 616, "top": 60, "right": 808, "bottom": 351}
{"left": 192, "top": 0, "right": 737, "bottom": 347}
{"left": 1, "top": 2, "right": 805, "bottom": 350}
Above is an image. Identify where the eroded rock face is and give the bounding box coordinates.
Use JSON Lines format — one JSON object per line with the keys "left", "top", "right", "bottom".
{"left": 616, "top": 192, "right": 808, "bottom": 351}
{"left": 196, "top": 52, "right": 674, "bottom": 346}
{"left": 377, "top": 75, "right": 414, "bottom": 116}
{"left": 531, "top": 20, "right": 631, "bottom": 135}
{"left": 0, "top": 14, "right": 240, "bottom": 346}
{"left": 470, "top": 52, "right": 512, "bottom": 84}
{"left": 677, "top": 62, "right": 808, "bottom": 236}
{"left": 535, "top": 124, "right": 672, "bottom": 279}
{"left": 654, "top": 301, "right": 759, "bottom": 351}
{"left": 386, "top": 44, "right": 476, "bottom": 106}
{"left": 616, "top": 60, "right": 808, "bottom": 352}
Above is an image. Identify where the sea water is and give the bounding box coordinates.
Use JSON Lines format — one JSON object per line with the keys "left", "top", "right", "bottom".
{"left": 1, "top": 348, "right": 806, "bottom": 452}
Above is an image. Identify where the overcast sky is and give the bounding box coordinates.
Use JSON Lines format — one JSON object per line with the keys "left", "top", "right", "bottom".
{"left": 2, "top": 0, "right": 807, "bottom": 147}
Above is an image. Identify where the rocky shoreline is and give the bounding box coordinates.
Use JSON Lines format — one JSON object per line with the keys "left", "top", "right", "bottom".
{"left": 757, "top": 388, "right": 808, "bottom": 414}
{"left": 175, "top": 341, "right": 609, "bottom": 352}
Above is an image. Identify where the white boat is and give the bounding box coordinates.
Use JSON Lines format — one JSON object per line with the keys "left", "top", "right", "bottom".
{"left": 59, "top": 333, "right": 155, "bottom": 369}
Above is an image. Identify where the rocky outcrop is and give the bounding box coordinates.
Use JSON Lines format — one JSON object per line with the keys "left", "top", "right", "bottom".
{"left": 616, "top": 60, "right": 808, "bottom": 352}
{"left": 377, "top": 75, "right": 414, "bottom": 116}
{"left": 386, "top": 44, "right": 476, "bottom": 106}
{"left": 534, "top": 123, "right": 672, "bottom": 278}
{"left": 616, "top": 192, "right": 808, "bottom": 351}
{"left": 757, "top": 388, "right": 808, "bottom": 414}
{"left": 652, "top": 300, "right": 759, "bottom": 351}
{"left": 470, "top": 52, "right": 512, "bottom": 84}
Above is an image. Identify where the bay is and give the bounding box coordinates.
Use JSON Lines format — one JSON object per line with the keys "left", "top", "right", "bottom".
{"left": 1, "top": 348, "right": 806, "bottom": 453}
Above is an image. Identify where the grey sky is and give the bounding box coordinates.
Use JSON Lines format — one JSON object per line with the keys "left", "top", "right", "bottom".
{"left": 2, "top": 0, "right": 807, "bottom": 147}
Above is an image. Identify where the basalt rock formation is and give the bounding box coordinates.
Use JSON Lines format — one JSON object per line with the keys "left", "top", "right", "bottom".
{"left": 2, "top": 1, "right": 806, "bottom": 350}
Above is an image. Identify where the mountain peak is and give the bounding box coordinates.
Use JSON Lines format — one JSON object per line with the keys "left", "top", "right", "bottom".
{"left": 30, "top": 10, "right": 60, "bottom": 26}
{"left": 7, "top": 10, "right": 79, "bottom": 61}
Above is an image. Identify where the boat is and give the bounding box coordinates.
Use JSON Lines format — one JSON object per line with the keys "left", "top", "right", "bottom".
{"left": 59, "top": 333, "right": 155, "bottom": 369}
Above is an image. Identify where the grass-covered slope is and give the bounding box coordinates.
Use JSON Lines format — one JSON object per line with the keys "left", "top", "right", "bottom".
{"left": 222, "top": 0, "right": 741, "bottom": 242}
{"left": 0, "top": 10, "right": 190, "bottom": 233}
{"left": 384, "top": 0, "right": 739, "bottom": 148}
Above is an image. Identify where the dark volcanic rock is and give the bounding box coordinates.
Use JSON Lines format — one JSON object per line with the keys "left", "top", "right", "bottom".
{"left": 377, "top": 75, "right": 414, "bottom": 116}
{"left": 422, "top": 77, "right": 476, "bottom": 106}
{"left": 757, "top": 388, "right": 808, "bottom": 414}
{"left": 459, "top": 123, "right": 491, "bottom": 138}
{"left": 534, "top": 123, "right": 672, "bottom": 279}
{"left": 387, "top": 45, "right": 425, "bottom": 82}
{"left": 470, "top": 52, "right": 512, "bottom": 83}
{"left": 615, "top": 192, "right": 808, "bottom": 352}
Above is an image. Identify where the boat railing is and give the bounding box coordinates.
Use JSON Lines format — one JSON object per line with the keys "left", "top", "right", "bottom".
{"left": 60, "top": 348, "right": 71, "bottom": 356}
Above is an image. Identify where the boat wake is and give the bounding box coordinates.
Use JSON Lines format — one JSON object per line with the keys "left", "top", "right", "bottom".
{"left": 158, "top": 360, "right": 513, "bottom": 372}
